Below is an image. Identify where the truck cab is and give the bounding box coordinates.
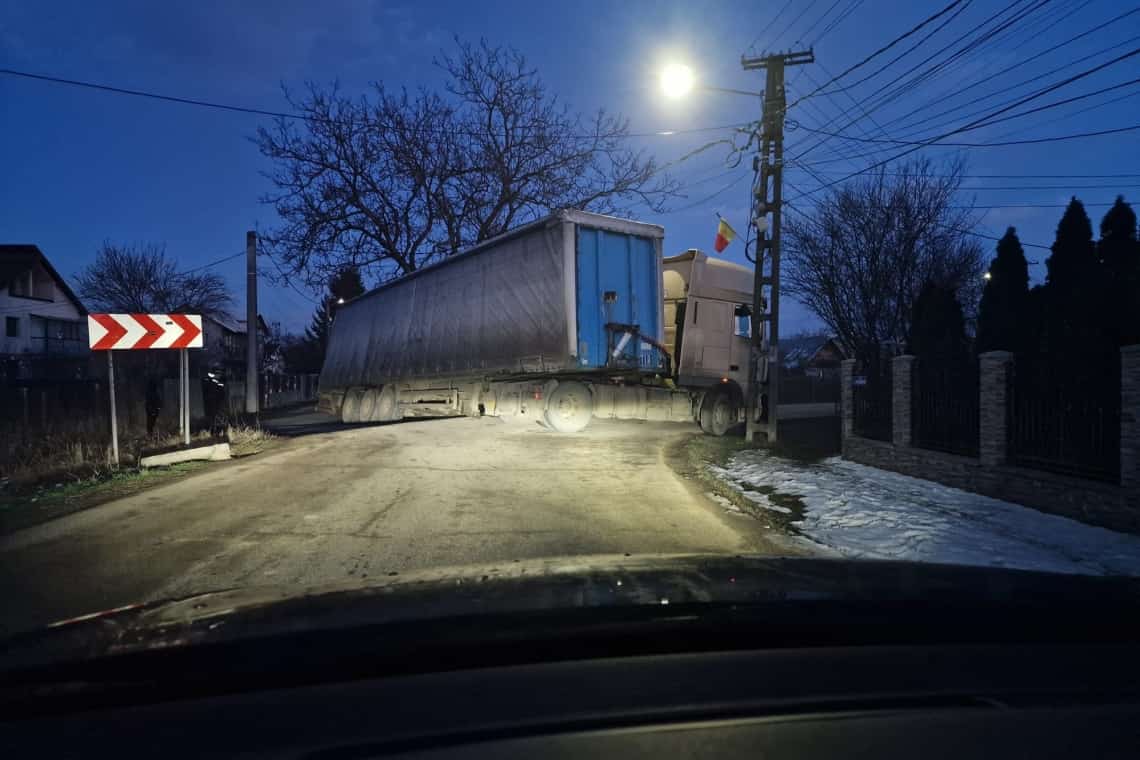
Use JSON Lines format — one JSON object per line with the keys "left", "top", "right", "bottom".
{"left": 663, "top": 249, "right": 757, "bottom": 435}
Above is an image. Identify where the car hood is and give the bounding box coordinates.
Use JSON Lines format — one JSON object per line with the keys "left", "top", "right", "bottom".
{"left": 4, "top": 553, "right": 1140, "bottom": 669}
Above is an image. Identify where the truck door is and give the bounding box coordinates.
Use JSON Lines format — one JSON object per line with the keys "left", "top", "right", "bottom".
{"left": 576, "top": 228, "right": 662, "bottom": 371}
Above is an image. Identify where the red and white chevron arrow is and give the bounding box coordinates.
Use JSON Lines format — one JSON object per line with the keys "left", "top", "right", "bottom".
{"left": 87, "top": 313, "right": 203, "bottom": 350}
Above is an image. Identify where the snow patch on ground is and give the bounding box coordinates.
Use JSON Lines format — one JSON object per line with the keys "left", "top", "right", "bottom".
{"left": 713, "top": 451, "right": 1140, "bottom": 576}
{"left": 704, "top": 492, "right": 743, "bottom": 514}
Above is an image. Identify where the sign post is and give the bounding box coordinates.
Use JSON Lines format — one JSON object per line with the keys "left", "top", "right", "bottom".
{"left": 88, "top": 313, "right": 204, "bottom": 462}
{"left": 107, "top": 352, "right": 119, "bottom": 465}
{"left": 181, "top": 347, "right": 190, "bottom": 446}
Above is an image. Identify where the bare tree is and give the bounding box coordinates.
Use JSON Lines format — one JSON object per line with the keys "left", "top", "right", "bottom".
{"left": 76, "top": 242, "right": 232, "bottom": 317}
{"left": 783, "top": 159, "right": 984, "bottom": 365}
{"left": 256, "top": 38, "right": 677, "bottom": 288}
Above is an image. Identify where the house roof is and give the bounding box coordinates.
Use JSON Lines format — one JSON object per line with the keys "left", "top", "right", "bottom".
{"left": 782, "top": 334, "right": 844, "bottom": 367}
{"left": 0, "top": 244, "right": 87, "bottom": 315}
{"left": 206, "top": 313, "right": 270, "bottom": 335}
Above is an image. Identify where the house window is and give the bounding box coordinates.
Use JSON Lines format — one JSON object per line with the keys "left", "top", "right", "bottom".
{"left": 6, "top": 316, "right": 19, "bottom": 338}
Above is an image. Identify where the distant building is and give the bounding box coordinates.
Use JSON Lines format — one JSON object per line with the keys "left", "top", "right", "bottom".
{"left": 202, "top": 313, "right": 271, "bottom": 378}
{"left": 781, "top": 334, "right": 846, "bottom": 378}
{"left": 1, "top": 244, "right": 89, "bottom": 381}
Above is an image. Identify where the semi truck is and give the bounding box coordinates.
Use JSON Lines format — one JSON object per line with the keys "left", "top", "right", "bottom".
{"left": 317, "top": 209, "right": 760, "bottom": 435}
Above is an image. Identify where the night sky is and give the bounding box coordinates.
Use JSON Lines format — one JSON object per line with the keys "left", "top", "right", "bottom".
{"left": 3, "top": 0, "right": 1137, "bottom": 333}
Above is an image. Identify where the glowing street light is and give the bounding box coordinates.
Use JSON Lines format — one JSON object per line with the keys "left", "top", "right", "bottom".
{"left": 660, "top": 63, "right": 695, "bottom": 99}
{"left": 337, "top": 297, "right": 346, "bottom": 304}
{"left": 659, "top": 62, "right": 762, "bottom": 100}
{"left": 983, "top": 272, "right": 993, "bottom": 281}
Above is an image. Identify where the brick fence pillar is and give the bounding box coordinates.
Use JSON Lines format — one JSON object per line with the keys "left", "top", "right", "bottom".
{"left": 840, "top": 359, "right": 856, "bottom": 443}
{"left": 892, "top": 355, "right": 916, "bottom": 448}
{"left": 978, "top": 350, "right": 1014, "bottom": 467}
{"left": 1121, "top": 344, "right": 1140, "bottom": 491}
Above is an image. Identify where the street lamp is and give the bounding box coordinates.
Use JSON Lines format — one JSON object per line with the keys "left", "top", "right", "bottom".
{"left": 660, "top": 63, "right": 695, "bottom": 99}
{"left": 337, "top": 297, "right": 346, "bottom": 304}
{"left": 659, "top": 62, "right": 763, "bottom": 99}
{"left": 983, "top": 272, "right": 993, "bottom": 281}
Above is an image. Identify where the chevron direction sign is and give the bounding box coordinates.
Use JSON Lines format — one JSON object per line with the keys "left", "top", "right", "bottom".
{"left": 87, "top": 313, "right": 204, "bottom": 350}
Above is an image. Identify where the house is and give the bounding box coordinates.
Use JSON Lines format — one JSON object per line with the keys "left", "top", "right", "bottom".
{"left": 1, "top": 245, "right": 89, "bottom": 381}
{"left": 202, "top": 313, "right": 272, "bottom": 379}
{"left": 781, "top": 334, "right": 846, "bottom": 378}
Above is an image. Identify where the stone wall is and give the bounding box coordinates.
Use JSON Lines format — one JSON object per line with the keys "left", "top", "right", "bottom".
{"left": 840, "top": 347, "right": 1140, "bottom": 534}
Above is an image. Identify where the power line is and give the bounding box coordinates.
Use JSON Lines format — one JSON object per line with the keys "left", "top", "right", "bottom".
{"left": 0, "top": 67, "right": 748, "bottom": 140}
{"left": 796, "top": 0, "right": 1050, "bottom": 162}
{"left": 792, "top": 122, "right": 1140, "bottom": 149}
{"left": 180, "top": 250, "right": 245, "bottom": 274}
{"left": 958, "top": 183, "right": 1140, "bottom": 190}
{"left": 813, "top": 0, "right": 866, "bottom": 45}
{"left": 790, "top": 0, "right": 969, "bottom": 107}
{"left": 788, "top": 43, "right": 1140, "bottom": 185}
{"left": 668, "top": 173, "right": 749, "bottom": 213}
{"left": 263, "top": 251, "right": 319, "bottom": 306}
{"left": 797, "top": 171, "right": 1140, "bottom": 179}
{"left": 882, "top": 7, "right": 1140, "bottom": 135}
{"left": 749, "top": 0, "right": 796, "bottom": 53}
{"left": 798, "top": 0, "right": 847, "bottom": 44}
{"left": 774, "top": 0, "right": 822, "bottom": 47}
{"left": 889, "top": 33, "right": 1140, "bottom": 139}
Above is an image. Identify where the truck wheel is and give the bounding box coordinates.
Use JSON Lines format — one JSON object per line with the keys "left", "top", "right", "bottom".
{"left": 699, "top": 389, "right": 736, "bottom": 437}
{"left": 544, "top": 381, "right": 593, "bottom": 433}
{"left": 375, "top": 385, "right": 399, "bottom": 421}
{"left": 358, "top": 388, "right": 379, "bottom": 421}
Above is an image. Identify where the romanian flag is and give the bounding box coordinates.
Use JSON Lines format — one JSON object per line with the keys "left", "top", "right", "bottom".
{"left": 714, "top": 216, "right": 737, "bottom": 253}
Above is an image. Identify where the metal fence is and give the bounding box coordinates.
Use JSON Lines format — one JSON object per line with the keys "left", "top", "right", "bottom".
{"left": 1008, "top": 352, "right": 1121, "bottom": 483}
{"left": 913, "top": 356, "right": 979, "bottom": 457}
{"left": 853, "top": 359, "right": 893, "bottom": 442}
{"left": 781, "top": 372, "right": 840, "bottom": 404}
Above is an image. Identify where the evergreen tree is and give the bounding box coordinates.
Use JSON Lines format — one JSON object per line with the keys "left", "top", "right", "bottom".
{"left": 907, "top": 281, "right": 969, "bottom": 360}
{"left": 1042, "top": 197, "right": 1103, "bottom": 353}
{"left": 1097, "top": 196, "right": 1140, "bottom": 346}
{"left": 287, "top": 268, "right": 366, "bottom": 373}
{"left": 305, "top": 268, "right": 365, "bottom": 356}
{"left": 976, "top": 227, "right": 1029, "bottom": 353}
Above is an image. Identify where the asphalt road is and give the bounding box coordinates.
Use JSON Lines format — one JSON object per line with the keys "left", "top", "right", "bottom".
{"left": 0, "top": 410, "right": 794, "bottom": 635}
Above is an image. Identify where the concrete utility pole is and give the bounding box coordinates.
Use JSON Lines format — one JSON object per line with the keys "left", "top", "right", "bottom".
{"left": 245, "top": 230, "right": 259, "bottom": 415}
{"left": 742, "top": 49, "right": 814, "bottom": 444}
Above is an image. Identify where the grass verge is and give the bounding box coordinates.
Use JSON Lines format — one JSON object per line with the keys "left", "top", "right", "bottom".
{"left": 1, "top": 424, "right": 281, "bottom": 535}
{"left": 0, "top": 461, "right": 207, "bottom": 535}
{"left": 667, "top": 429, "right": 810, "bottom": 535}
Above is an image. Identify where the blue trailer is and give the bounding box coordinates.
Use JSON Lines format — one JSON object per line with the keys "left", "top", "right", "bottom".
{"left": 319, "top": 209, "right": 747, "bottom": 433}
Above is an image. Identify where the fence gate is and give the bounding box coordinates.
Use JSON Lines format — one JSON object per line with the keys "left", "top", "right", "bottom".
{"left": 853, "top": 357, "right": 893, "bottom": 442}
{"left": 1008, "top": 352, "right": 1120, "bottom": 483}
{"left": 913, "top": 356, "right": 979, "bottom": 457}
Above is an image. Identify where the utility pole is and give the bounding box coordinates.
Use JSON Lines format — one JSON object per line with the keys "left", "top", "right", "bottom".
{"left": 742, "top": 49, "right": 814, "bottom": 444}
{"left": 245, "top": 230, "right": 259, "bottom": 415}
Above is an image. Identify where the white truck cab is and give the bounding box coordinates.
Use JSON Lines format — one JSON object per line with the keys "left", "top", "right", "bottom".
{"left": 663, "top": 249, "right": 759, "bottom": 435}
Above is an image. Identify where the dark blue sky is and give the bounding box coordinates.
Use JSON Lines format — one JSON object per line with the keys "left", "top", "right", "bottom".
{"left": 3, "top": 0, "right": 1138, "bottom": 333}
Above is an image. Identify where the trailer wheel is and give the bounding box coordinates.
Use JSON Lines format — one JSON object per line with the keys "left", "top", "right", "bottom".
{"left": 375, "top": 385, "right": 399, "bottom": 421}
{"left": 699, "top": 388, "right": 736, "bottom": 437}
{"left": 341, "top": 388, "right": 365, "bottom": 423}
{"left": 358, "top": 388, "right": 379, "bottom": 422}
{"left": 544, "top": 381, "right": 593, "bottom": 433}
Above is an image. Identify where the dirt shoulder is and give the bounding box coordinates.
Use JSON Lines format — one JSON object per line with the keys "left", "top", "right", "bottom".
{"left": 0, "top": 431, "right": 286, "bottom": 537}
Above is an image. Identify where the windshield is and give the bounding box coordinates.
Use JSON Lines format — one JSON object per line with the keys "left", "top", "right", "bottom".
{"left": 3, "top": 0, "right": 1140, "bottom": 653}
